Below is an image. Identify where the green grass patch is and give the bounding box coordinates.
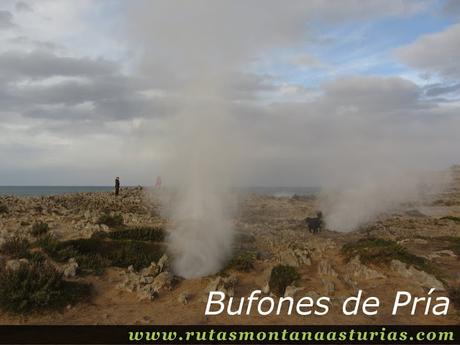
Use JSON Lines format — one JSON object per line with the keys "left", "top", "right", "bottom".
{"left": 0, "top": 262, "right": 91, "bottom": 314}
{"left": 342, "top": 237, "right": 436, "bottom": 275}
{"left": 30, "top": 222, "right": 49, "bottom": 237}
{"left": 0, "top": 237, "right": 30, "bottom": 259}
{"left": 269, "top": 265, "right": 299, "bottom": 296}
{"left": 38, "top": 235, "right": 164, "bottom": 273}
{"left": 97, "top": 213, "right": 124, "bottom": 228}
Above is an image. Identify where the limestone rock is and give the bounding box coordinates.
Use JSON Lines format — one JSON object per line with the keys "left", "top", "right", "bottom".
{"left": 63, "top": 258, "right": 79, "bottom": 278}
{"left": 390, "top": 260, "right": 444, "bottom": 291}
{"left": 320, "top": 278, "right": 335, "bottom": 295}
{"left": 317, "top": 260, "right": 338, "bottom": 277}
{"left": 205, "top": 275, "right": 238, "bottom": 297}
{"left": 344, "top": 256, "right": 385, "bottom": 280}
{"left": 6, "top": 258, "right": 27, "bottom": 271}
{"left": 284, "top": 285, "right": 304, "bottom": 298}
{"left": 152, "top": 272, "right": 173, "bottom": 292}
{"left": 178, "top": 292, "right": 190, "bottom": 305}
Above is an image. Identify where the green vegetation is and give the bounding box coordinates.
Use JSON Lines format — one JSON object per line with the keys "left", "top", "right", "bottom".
{"left": 0, "top": 237, "right": 30, "bottom": 259}
{"left": 30, "top": 221, "right": 49, "bottom": 237}
{"left": 440, "top": 216, "right": 460, "bottom": 223}
{"left": 342, "top": 237, "right": 436, "bottom": 275}
{"left": 25, "top": 251, "right": 47, "bottom": 265}
{"left": 269, "top": 265, "right": 299, "bottom": 296}
{"left": 38, "top": 235, "right": 164, "bottom": 273}
{"left": 226, "top": 250, "right": 258, "bottom": 272}
{"left": 103, "top": 226, "right": 165, "bottom": 242}
{"left": 0, "top": 204, "right": 8, "bottom": 214}
{"left": 97, "top": 213, "right": 124, "bottom": 228}
{"left": 0, "top": 262, "right": 91, "bottom": 314}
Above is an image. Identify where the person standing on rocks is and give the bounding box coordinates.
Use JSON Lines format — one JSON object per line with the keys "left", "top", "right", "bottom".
{"left": 115, "top": 177, "right": 120, "bottom": 196}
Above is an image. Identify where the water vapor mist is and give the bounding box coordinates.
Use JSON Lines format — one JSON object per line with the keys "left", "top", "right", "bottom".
{"left": 127, "top": 1, "right": 460, "bottom": 273}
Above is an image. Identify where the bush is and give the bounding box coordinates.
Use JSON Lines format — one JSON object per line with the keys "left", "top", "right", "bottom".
{"left": 25, "top": 251, "right": 47, "bottom": 265}
{"left": 341, "top": 238, "right": 435, "bottom": 274}
{"left": 0, "top": 262, "right": 91, "bottom": 313}
{"left": 0, "top": 237, "right": 30, "bottom": 259}
{"left": 105, "top": 226, "right": 165, "bottom": 242}
{"left": 226, "top": 250, "right": 257, "bottom": 272}
{"left": 0, "top": 204, "right": 8, "bottom": 214}
{"left": 97, "top": 213, "right": 123, "bottom": 228}
{"left": 37, "top": 234, "right": 61, "bottom": 257}
{"left": 39, "top": 237, "right": 164, "bottom": 273}
{"left": 31, "top": 222, "right": 49, "bottom": 237}
{"left": 440, "top": 216, "right": 460, "bottom": 223}
{"left": 269, "top": 265, "right": 299, "bottom": 296}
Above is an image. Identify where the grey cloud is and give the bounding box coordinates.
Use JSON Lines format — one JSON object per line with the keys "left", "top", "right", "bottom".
{"left": 395, "top": 23, "right": 460, "bottom": 79}
{"left": 442, "top": 0, "right": 460, "bottom": 19}
{"left": 0, "top": 50, "right": 118, "bottom": 79}
{"left": 0, "top": 10, "right": 14, "bottom": 29}
{"left": 15, "top": 1, "right": 33, "bottom": 13}
{"left": 8, "top": 36, "right": 61, "bottom": 51}
{"left": 425, "top": 82, "right": 460, "bottom": 97}
{"left": 321, "top": 76, "right": 423, "bottom": 112}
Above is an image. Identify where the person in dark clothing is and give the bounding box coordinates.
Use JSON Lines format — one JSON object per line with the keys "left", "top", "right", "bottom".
{"left": 115, "top": 177, "right": 120, "bottom": 196}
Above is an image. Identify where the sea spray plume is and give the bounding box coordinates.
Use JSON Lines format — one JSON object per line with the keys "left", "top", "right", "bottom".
{"left": 127, "top": 1, "right": 312, "bottom": 277}
{"left": 162, "top": 84, "right": 238, "bottom": 278}
{"left": 126, "top": 1, "right": 451, "bottom": 271}
{"left": 319, "top": 167, "right": 452, "bottom": 232}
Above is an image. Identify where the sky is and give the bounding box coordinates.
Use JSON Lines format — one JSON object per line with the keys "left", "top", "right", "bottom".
{"left": 0, "top": 0, "right": 459, "bottom": 186}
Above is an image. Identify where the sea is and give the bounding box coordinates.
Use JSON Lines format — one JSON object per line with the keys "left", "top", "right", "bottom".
{"left": 0, "top": 186, "right": 319, "bottom": 197}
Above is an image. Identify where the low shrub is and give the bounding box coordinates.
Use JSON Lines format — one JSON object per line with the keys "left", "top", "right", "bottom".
{"left": 226, "top": 250, "right": 257, "bottom": 272}
{"left": 0, "top": 262, "right": 91, "bottom": 313}
{"left": 0, "top": 237, "right": 30, "bottom": 259}
{"left": 39, "top": 237, "right": 164, "bottom": 273}
{"left": 31, "top": 222, "right": 49, "bottom": 237}
{"left": 341, "top": 237, "right": 435, "bottom": 274}
{"left": 25, "top": 251, "right": 47, "bottom": 265}
{"left": 0, "top": 204, "right": 8, "bottom": 214}
{"left": 269, "top": 265, "right": 299, "bottom": 296}
{"left": 104, "top": 226, "right": 165, "bottom": 242}
{"left": 440, "top": 216, "right": 460, "bottom": 223}
{"left": 97, "top": 213, "right": 123, "bottom": 228}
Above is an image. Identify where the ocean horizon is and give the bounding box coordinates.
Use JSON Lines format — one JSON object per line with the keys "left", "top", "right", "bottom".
{"left": 0, "top": 186, "right": 319, "bottom": 197}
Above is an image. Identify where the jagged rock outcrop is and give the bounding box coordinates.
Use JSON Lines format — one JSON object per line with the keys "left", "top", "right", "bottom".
{"left": 390, "top": 260, "right": 445, "bottom": 291}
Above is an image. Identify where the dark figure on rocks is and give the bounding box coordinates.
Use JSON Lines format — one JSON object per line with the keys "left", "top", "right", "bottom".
{"left": 305, "top": 211, "right": 323, "bottom": 234}
{"left": 115, "top": 177, "right": 120, "bottom": 196}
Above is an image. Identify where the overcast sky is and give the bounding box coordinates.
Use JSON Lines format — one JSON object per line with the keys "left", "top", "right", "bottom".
{"left": 0, "top": 0, "right": 459, "bottom": 186}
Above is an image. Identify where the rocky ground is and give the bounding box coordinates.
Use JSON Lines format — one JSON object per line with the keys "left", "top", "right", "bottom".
{"left": 0, "top": 168, "right": 459, "bottom": 325}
